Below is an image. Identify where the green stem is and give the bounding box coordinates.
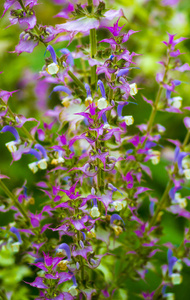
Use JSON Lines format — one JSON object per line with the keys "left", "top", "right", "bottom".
{"left": 0, "top": 99, "right": 35, "bottom": 142}
{"left": 182, "top": 130, "right": 190, "bottom": 149}
{"left": 88, "top": 0, "right": 97, "bottom": 87}
{"left": 0, "top": 180, "right": 30, "bottom": 224}
{"left": 147, "top": 174, "right": 174, "bottom": 231}
{"left": 90, "top": 28, "right": 97, "bottom": 87}
{"left": 67, "top": 71, "right": 86, "bottom": 93}
{"left": 152, "top": 284, "right": 163, "bottom": 300}
{"left": 146, "top": 55, "right": 170, "bottom": 134}
{"left": 0, "top": 289, "right": 8, "bottom": 300}
{"left": 18, "top": 0, "right": 27, "bottom": 13}
{"left": 78, "top": 38, "right": 88, "bottom": 83}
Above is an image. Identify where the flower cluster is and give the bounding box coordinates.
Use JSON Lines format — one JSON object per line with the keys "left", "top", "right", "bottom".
{"left": 0, "top": 0, "right": 190, "bottom": 299}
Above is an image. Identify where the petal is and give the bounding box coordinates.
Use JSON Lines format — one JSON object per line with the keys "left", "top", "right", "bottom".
{"left": 1, "top": 125, "right": 20, "bottom": 142}
{"left": 46, "top": 45, "right": 57, "bottom": 64}
{"left": 57, "top": 17, "right": 100, "bottom": 33}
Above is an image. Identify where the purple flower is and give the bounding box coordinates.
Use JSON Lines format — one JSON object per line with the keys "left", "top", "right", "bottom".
{"left": 110, "top": 214, "right": 125, "bottom": 225}
{"left": 163, "top": 33, "right": 187, "bottom": 51}
{"left": 50, "top": 85, "right": 72, "bottom": 97}
{"left": 60, "top": 48, "right": 74, "bottom": 66}
{"left": 10, "top": 227, "right": 22, "bottom": 244}
{"left": 57, "top": 243, "right": 71, "bottom": 260}
{"left": 26, "top": 277, "right": 48, "bottom": 289}
{"left": 162, "top": 0, "right": 180, "bottom": 6}
{"left": 45, "top": 45, "right": 57, "bottom": 64}
{"left": 175, "top": 63, "right": 190, "bottom": 72}
{"left": 167, "top": 249, "right": 178, "bottom": 276}
{"left": 1, "top": 125, "right": 20, "bottom": 142}
{"left": 85, "top": 83, "right": 92, "bottom": 98}
{"left": 116, "top": 68, "right": 130, "bottom": 77}
{"left": 12, "top": 32, "right": 39, "bottom": 54}
{"left": 2, "top": 0, "right": 38, "bottom": 18}
{"left": 184, "top": 117, "right": 190, "bottom": 129}
{"left": 56, "top": 17, "right": 100, "bottom": 34}
{"left": 105, "top": 18, "right": 125, "bottom": 37}
{"left": 97, "top": 80, "right": 106, "bottom": 98}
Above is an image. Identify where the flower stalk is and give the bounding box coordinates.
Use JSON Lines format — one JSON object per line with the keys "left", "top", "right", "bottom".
{"left": 0, "top": 99, "right": 35, "bottom": 142}
{"left": 0, "top": 180, "right": 30, "bottom": 224}
{"left": 146, "top": 54, "right": 171, "bottom": 134}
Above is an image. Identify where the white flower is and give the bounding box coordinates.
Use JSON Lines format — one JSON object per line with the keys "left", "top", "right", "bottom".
{"left": 87, "top": 228, "right": 96, "bottom": 238}
{"left": 182, "top": 157, "right": 190, "bottom": 169}
{"left": 171, "top": 96, "right": 182, "bottom": 109}
{"left": 90, "top": 206, "right": 100, "bottom": 218}
{"left": 28, "top": 162, "right": 38, "bottom": 174}
{"left": 172, "top": 193, "right": 187, "bottom": 208}
{"left": 59, "top": 102, "right": 86, "bottom": 132}
{"left": 68, "top": 286, "right": 78, "bottom": 296}
{"left": 97, "top": 97, "right": 108, "bottom": 109}
{"left": 171, "top": 273, "right": 182, "bottom": 285}
{"left": 178, "top": 197, "right": 187, "bottom": 209}
{"left": 85, "top": 96, "right": 93, "bottom": 107}
{"left": 37, "top": 158, "right": 48, "bottom": 170}
{"left": 5, "top": 141, "right": 17, "bottom": 153}
{"left": 46, "top": 62, "right": 59, "bottom": 75}
{"left": 103, "top": 123, "right": 112, "bottom": 130}
{"left": 10, "top": 242, "right": 20, "bottom": 253}
{"left": 123, "top": 115, "right": 134, "bottom": 126}
{"left": 61, "top": 97, "right": 70, "bottom": 107}
{"left": 51, "top": 156, "right": 65, "bottom": 165}
{"left": 184, "top": 168, "right": 190, "bottom": 180}
{"left": 149, "top": 150, "right": 160, "bottom": 165}
{"left": 113, "top": 201, "right": 123, "bottom": 211}
{"left": 164, "top": 293, "right": 175, "bottom": 300}
{"left": 129, "top": 83, "right": 138, "bottom": 96}
{"left": 173, "top": 260, "right": 183, "bottom": 272}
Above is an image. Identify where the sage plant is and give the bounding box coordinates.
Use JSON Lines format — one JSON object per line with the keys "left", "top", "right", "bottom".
{"left": 0, "top": 0, "right": 190, "bottom": 299}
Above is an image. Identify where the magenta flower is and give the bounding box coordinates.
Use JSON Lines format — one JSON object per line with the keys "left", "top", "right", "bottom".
{"left": 13, "top": 32, "right": 39, "bottom": 54}
{"left": 105, "top": 18, "right": 125, "bottom": 37}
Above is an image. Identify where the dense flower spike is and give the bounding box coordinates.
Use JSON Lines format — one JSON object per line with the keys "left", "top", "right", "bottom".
{"left": 0, "top": 0, "right": 190, "bottom": 299}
